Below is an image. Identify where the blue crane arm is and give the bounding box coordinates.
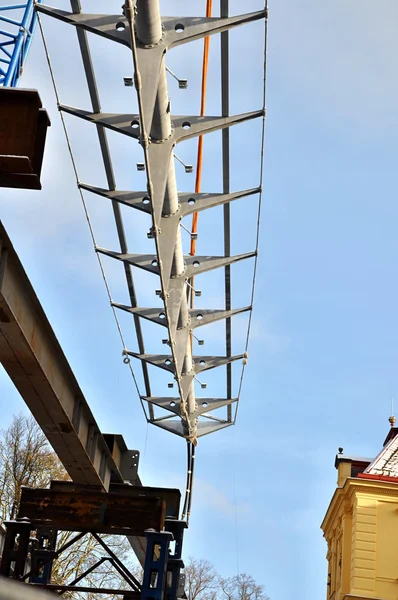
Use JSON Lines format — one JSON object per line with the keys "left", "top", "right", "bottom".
{"left": 0, "top": 1, "right": 42, "bottom": 87}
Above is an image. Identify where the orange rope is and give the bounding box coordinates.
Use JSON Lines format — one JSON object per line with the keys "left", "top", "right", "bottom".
{"left": 189, "top": 0, "right": 212, "bottom": 325}
{"left": 190, "top": 0, "right": 212, "bottom": 259}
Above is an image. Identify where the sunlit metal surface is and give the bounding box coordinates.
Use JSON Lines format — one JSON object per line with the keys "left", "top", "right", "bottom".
{"left": 35, "top": 0, "right": 267, "bottom": 442}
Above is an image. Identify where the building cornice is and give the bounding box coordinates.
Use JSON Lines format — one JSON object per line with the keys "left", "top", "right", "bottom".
{"left": 321, "top": 476, "right": 398, "bottom": 535}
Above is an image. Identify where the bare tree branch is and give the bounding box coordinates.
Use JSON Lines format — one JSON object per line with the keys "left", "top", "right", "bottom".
{"left": 220, "top": 574, "right": 269, "bottom": 600}
{"left": 0, "top": 414, "right": 141, "bottom": 599}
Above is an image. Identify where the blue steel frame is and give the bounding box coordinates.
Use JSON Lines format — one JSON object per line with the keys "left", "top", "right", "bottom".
{"left": 0, "top": 1, "right": 42, "bottom": 87}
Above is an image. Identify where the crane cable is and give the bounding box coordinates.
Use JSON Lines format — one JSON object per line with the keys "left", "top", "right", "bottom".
{"left": 234, "top": 2, "right": 268, "bottom": 421}
{"left": 181, "top": 440, "right": 196, "bottom": 525}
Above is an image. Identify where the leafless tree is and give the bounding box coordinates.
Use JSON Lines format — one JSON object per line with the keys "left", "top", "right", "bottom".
{"left": 220, "top": 574, "right": 269, "bottom": 600}
{"left": 0, "top": 413, "right": 141, "bottom": 599}
{"left": 0, "top": 413, "right": 67, "bottom": 521}
{"left": 184, "top": 557, "right": 219, "bottom": 600}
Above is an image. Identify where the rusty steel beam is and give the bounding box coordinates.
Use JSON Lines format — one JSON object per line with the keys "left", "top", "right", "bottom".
{"left": 50, "top": 480, "right": 181, "bottom": 519}
{"left": 0, "top": 220, "right": 132, "bottom": 491}
{"left": 18, "top": 487, "right": 166, "bottom": 536}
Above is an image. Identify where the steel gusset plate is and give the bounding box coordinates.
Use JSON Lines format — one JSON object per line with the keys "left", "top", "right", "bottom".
{"left": 111, "top": 305, "right": 251, "bottom": 330}
{"left": 143, "top": 396, "right": 237, "bottom": 417}
{"left": 78, "top": 184, "right": 261, "bottom": 219}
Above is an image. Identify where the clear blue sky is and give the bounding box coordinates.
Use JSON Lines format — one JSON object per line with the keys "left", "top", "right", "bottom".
{"left": 1, "top": 1, "right": 398, "bottom": 599}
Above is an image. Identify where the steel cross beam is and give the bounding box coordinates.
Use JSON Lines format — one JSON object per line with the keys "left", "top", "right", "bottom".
{"left": 36, "top": 1, "right": 266, "bottom": 441}
{"left": 0, "top": 1, "right": 42, "bottom": 87}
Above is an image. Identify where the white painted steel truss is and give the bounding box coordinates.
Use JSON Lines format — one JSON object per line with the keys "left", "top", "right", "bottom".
{"left": 36, "top": 0, "right": 268, "bottom": 442}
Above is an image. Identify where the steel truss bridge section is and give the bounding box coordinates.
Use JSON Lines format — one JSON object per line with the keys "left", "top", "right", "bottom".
{"left": 36, "top": 0, "right": 267, "bottom": 443}
{"left": 0, "top": 0, "right": 42, "bottom": 87}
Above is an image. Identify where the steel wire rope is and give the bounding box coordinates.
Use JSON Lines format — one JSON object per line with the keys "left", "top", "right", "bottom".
{"left": 35, "top": 9, "right": 147, "bottom": 418}
{"left": 180, "top": 440, "right": 192, "bottom": 520}
{"left": 234, "top": 2, "right": 268, "bottom": 421}
{"left": 180, "top": 441, "right": 195, "bottom": 525}
{"left": 186, "top": 442, "right": 196, "bottom": 524}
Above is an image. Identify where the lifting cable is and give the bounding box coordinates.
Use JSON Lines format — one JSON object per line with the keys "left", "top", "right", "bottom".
{"left": 235, "top": 2, "right": 268, "bottom": 421}
{"left": 181, "top": 440, "right": 195, "bottom": 525}
{"left": 180, "top": 440, "right": 192, "bottom": 521}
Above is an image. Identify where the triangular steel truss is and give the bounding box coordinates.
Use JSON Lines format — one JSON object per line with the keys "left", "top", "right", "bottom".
{"left": 36, "top": 0, "right": 267, "bottom": 441}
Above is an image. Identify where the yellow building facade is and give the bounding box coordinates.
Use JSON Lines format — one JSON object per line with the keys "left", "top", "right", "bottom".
{"left": 321, "top": 423, "right": 398, "bottom": 600}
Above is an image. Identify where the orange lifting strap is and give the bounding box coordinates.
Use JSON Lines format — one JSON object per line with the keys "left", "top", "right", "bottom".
{"left": 0, "top": 87, "right": 50, "bottom": 190}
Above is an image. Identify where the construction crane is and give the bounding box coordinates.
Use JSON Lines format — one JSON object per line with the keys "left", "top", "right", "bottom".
{"left": 0, "top": 0, "right": 268, "bottom": 597}
{"left": 0, "top": 1, "right": 42, "bottom": 87}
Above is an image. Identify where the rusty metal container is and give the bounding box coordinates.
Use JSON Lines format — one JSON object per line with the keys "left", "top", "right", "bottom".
{"left": 0, "top": 87, "right": 50, "bottom": 190}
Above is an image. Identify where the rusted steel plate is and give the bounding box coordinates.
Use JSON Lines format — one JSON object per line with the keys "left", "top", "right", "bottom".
{"left": 0, "top": 88, "right": 50, "bottom": 190}
{"left": 0, "top": 88, "right": 40, "bottom": 157}
{"left": 18, "top": 488, "right": 166, "bottom": 536}
{"left": 49, "top": 481, "right": 181, "bottom": 519}
{"left": 110, "top": 484, "right": 181, "bottom": 519}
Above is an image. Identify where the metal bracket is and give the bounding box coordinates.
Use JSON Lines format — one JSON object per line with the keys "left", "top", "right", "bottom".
{"left": 142, "top": 396, "right": 237, "bottom": 416}
{"left": 152, "top": 418, "right": 232, "bottom": 438}
{"left": 80, "top": 183, "right": 261, "bottom": 217}
{"left": 96, "top": 248, "right": 256, "bottom": 279}
{"left": 113, "top": 304, "right": 251, "bottom": 330}
{"left": 78, "top": 183, "right": 153, "bottom": 214}
{"left": 126, "top": 351, "right": 245, "bottom": 375}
